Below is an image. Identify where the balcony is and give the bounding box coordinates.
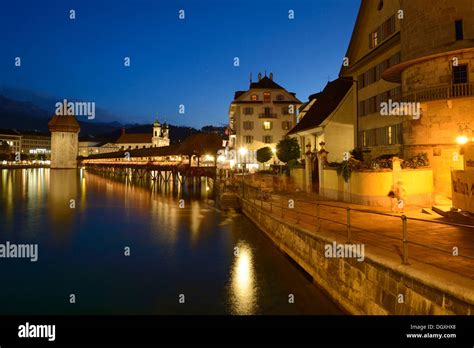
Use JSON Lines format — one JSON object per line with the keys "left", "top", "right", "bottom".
{"left": 396, "top": 83, "right": 474, "bottom": 103}
{"left": 258, "top": 113, "right": 277, "bottom": 118}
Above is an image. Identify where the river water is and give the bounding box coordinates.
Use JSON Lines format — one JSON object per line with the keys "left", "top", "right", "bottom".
{"left": 0, "top": 168, "right": 342, "bottom": 315}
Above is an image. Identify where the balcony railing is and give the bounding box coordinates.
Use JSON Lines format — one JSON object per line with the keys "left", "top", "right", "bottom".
{"left": 395, "top": 83, "right": 474, "bottom": 103}
{"left": 258, "top": 113, "right": 277, "bottom": 118}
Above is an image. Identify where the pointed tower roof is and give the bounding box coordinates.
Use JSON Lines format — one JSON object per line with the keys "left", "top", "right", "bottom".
{"left": 48, "top": 114, "right": 80, "bottom": 133}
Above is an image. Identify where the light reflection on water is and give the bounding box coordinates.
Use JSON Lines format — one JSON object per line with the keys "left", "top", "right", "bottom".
{"left": 0, "top": 168, "right": 343, "bottom": 315}
{"left": 230, "top": 242, "right": 258, "bottom": 315}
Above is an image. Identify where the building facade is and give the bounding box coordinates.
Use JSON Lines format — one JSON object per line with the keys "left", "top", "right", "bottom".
{"left": 288, "top": 78, "right": 355, "bottom": 163}
{"left": 115, "top": 120, "right": 170, "bottom": 150}
{"left": 0, "top": 129, "right": 22, "bottom": 154}
{"left": 228, "top": 73, "right": 301, "bottom": 167}
{"left": 383, "top": 0, "right": 474, "bottom": 198}
{"left": 78, "top": 139, "right": 119, "bottom": 157}
{"left": 0, "top": 129, "right": 51, "bottom": 158}
{"left": 342, "top": 0, "right": 474, "bottom": 199}
{"left": 17, "top": 130, "right": 51, "bottom": 157}
{"left": 341, "top": 0, "right": 403, "bottom": 160}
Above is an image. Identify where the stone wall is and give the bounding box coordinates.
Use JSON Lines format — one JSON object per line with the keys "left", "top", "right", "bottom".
{"left": 242, "top": 199, "right": 474, "bottom": 315}
{"left": 321, "top": 168, "right": 433, "bottom": 207}
{"left": 50, "top": 131, "right": 79, "bottom": 169}
{"left": 400, "top": 0, "right": 474, "bottom": 62}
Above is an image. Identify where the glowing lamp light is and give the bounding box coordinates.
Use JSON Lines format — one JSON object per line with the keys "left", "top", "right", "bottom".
{"left": 271, "top": 147, "right": 277, "bottom": 154}
{"left": 239, "top": 147, "right": 248, "bottom": 156}
{"left": 456, "top": 135, "right": 469, "bottom": 145}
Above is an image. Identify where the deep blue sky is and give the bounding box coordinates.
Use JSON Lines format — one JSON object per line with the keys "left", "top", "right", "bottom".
{"left": 0, "top": 0, "right": 360, "bottom": 128}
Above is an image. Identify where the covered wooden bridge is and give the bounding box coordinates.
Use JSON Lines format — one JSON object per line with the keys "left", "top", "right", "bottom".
{"left": 80, "top": 133, "right": 223, "bottom": 184}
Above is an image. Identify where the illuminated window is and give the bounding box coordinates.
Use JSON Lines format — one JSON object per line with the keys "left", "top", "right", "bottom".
{"left": 263, "top": 121, "right": 272, "bottom": 130}
{"left": 251, "top": 94, "right": 258, "bottom": 101}
{"left": 363, "top": 131, "right": 367, "bottom": 147}
{"left": 387, "top": 126, "right": 393, "bottom": 145}
{"left": 263, "top": 92, "right": 271, "bottom": 103}
{"left": 370, "top": 31, "right": 378, "bottom": 48}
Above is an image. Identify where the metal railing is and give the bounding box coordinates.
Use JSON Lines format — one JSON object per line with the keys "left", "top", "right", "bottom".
{"left": 221, "top": 181, "right": 474, "bottom": 278}
{"left": 395, "top": 83, "right": 474, "bottom": 103}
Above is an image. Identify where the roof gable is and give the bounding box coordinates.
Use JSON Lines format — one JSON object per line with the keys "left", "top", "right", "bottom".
{"left": 340, "top": 0, "right": 401, "bottom": 76}
{"left": 249, "top": 76, "right": 284, "bottom": 89}
{"left": 233, "top": 77, "right": 302, "bottom": 103}
{"left": 288, "top": 79, "right": 353, "bottom": 135}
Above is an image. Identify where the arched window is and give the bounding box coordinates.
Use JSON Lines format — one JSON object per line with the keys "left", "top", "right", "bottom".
{"left": 377, "top": 0, "right": 383, "bottom": 11}
{"left": 251, "top": 94, "right": 258, "bottom": 101}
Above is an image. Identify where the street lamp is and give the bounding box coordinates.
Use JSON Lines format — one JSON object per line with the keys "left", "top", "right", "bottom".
{"left": 456, "top": 135, "right": 469, "bottom": 145}
{"left": 456, "top": 124, "right": 472, "bottom": 145}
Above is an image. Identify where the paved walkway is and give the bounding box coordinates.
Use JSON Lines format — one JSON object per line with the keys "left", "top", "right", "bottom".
{"left": 243, "top": 187, "right": 474, "bottom": 280}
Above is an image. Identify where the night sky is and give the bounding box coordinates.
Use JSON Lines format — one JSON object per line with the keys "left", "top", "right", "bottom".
{"left": 0, "top": 0, "right": 360, "bottom": 128}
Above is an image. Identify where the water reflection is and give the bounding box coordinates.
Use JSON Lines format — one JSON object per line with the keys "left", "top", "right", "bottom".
{"left": 229, "top": 242, "right": 258, "bottom": 315}
{"left": 48, "top": 170, "right": 80, "bottom": 239}
{"left": 0, "top": 168, "right": 343, "bottom": 315}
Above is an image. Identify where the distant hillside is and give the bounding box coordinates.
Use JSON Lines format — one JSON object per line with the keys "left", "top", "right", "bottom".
{"left": 0, "top": 95, "right": 223, "bottom": 144}
{"left": 0, "top": 86, "right": 122, "bottom": 123}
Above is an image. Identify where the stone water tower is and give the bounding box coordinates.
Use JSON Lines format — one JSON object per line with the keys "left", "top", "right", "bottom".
{"left": 48, "top": 114, "right": 80, "bottom": 169}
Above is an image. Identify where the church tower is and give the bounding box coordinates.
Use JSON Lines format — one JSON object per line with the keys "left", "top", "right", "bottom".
{"left": 152, "top": 119, "right": 162, "bottom": 147}
{"left": 162, "top": 123, "right": 169, "bottom": 140}
{"left": 48, "top": 114, "right": 80, "bottom": 168}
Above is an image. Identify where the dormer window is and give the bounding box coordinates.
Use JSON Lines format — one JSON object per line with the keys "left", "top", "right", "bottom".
{"left": 263, "top": 92, "right": 271, "bottom": 103}
{"left": 276, "top": 94, "right": 284, "bottom": 101}
{"left": 251, "top": 94, "right": 258, "bottom": 101}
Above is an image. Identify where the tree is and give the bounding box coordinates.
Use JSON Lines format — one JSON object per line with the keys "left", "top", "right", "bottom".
{"left": 256, "top": 147, "right": 273, "bottom": 164}
{"left": 181, "top": 133, "right": 223, "bottom": 166}
{"left": 276, "top": 137, "right": 300, "bottom": 164}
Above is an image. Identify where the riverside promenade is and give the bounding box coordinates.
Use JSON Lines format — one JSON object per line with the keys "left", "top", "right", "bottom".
{"left": 220, "top": 177, "right": 474, "bottom": 314}
{"left": 243, "top": 185, "right": 474, "bottom": 279}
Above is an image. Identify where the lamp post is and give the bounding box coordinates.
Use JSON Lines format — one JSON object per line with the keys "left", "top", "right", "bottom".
{"left": 456, "top": 124, "right": 471, "bottom": 145}
{"left": 239, "top": 147, "right": 248, "bottom": 198}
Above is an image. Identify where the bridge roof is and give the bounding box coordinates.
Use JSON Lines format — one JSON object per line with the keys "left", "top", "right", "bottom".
{"left": 82, "top": 133, "right": 224, "bottom": 160}
{"left": 84, "top": 144, "right": 184, "bottom": 159}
